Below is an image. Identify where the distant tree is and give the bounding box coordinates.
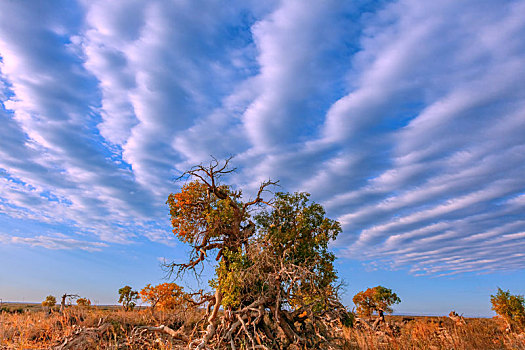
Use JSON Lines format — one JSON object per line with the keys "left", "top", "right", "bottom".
{"left": 76, "top": 298, "right": 91, "bottom": 308}
{"left": 60, "top": 293, "right": 80, "bottom": 313}
{"left": 42, "top": 295, "right": 56, "bottom": 307}
{"left": 118, "top": 285, "right": 139, "bottom": 311}
{"left": 353, "top": 286, "right": 401, "bottom": 322}
{"left": 491, "top": 288, "right": 525, "bottom": 331}
{"left": 139, "top": 283, "right": 188, "bottom": 311}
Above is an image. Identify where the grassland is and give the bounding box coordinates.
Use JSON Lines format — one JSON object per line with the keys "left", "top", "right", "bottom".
{"left": 1, "top": 303, "right": 524, "bottom": 349}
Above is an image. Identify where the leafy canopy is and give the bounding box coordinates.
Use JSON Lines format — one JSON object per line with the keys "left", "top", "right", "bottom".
{"left": 491, "top": 287, "right": 525, "bottom": 330}
{"left": 118, "top": 285, "right": 139, "bottom": 311}
{"left": 353, "top": 285, "right": 401, "bottom": 317}
{"left": 76, "top": 298, "right": 91, "bottom": 307}
{"left": 254, "top": 192, "right": 341, "bottom": 308}
{"left": 139, "top": 283, "right": 189, "bottom": 311}
{"left": 42, "top": 295, "right": 56, "bottom": 307}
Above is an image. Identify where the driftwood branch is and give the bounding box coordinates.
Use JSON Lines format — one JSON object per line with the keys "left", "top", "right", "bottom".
{"left": 53, "top": 323, "right": 111, "bottom": 349}
{"left": 136, "top": 324, "right": 188, "bottom": 342}
{"left": 449, "top": 311, "right": 466, "bottom": 325}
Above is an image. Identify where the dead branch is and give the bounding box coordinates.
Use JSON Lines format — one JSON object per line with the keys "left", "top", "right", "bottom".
{"left": 53, "top": 323, "right": 111, "bottom": 350}
{"left": 135, "top": 324, "right": 188, "bottom": 342}
{"left": 59, "top": 294, "right": 80, "bottom": 313}
{"left": 449, "top": 310, "right": 466, "bottom": 326}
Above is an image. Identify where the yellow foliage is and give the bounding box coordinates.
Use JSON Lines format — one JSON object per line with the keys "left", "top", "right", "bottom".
{"left": 139, "top": 283, "right": 188, "bottom": 311}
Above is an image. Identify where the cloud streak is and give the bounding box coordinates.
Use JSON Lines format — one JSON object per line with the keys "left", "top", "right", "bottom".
{"left": 0, "top": 0, "right": 524, "bottom": 276}
{"left": 1, "top": 233, "right": 108, "bottom": 252}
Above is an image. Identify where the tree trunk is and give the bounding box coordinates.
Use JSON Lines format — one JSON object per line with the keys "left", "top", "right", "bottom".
{"left": 60, "top": 294, "right": 67, "bottom": 313}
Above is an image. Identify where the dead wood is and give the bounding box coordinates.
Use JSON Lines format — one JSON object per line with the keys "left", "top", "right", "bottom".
{"left": 449, "top": 310, "right": 466, "bottom": 326}
{"left": 52, "top": 323, "right": 111, "bottom": 350}
{"left": 59, "top": 294, "right": 80, "bottom": 313}
{"left": 135, "top": 324, "right": 189, "bottom": 342}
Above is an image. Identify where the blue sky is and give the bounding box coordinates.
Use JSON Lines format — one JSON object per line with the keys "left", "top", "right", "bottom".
{"left": 0, "top": 0, "right": 524, "bottom": 316}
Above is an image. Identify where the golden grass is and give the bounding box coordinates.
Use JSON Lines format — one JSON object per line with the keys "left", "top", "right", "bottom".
{"left": 0, "top": 306, "right": 201, "bottom": 349}
{"left": 344, "top": 315, "right": 525, "bottom": 350}
{"left": 1, "top": 308, "right": 524, "bottom": 349}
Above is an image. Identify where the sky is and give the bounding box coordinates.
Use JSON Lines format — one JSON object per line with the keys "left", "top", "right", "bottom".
{"left": 0, "top": 0, "right": 524, "bottom": 316}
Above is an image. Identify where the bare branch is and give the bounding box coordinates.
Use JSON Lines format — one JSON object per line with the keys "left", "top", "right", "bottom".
{"left": 243, "top": 179, "right": 279, "bottom": 209}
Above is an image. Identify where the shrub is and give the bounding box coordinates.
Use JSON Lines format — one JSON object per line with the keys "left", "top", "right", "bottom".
{"left": 491, "top": 287, "right": 525, "bottom": 331}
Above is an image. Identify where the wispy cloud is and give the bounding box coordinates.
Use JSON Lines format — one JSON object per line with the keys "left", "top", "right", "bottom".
{"left": 0, "top": 0, "right": 524, "bottom": 274}
{"left": 1, "top": 233, "right": 108, "bottom": 252}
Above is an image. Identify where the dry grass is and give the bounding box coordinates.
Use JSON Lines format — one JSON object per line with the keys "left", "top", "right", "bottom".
{"left": 344, "top": 315, "right": 525, "bottom": 350}
{"left": 0, "top": 306, "right": 201, "bottom": 349}
{"left": 1, "top": 307, "right": 524, "bottom": 349}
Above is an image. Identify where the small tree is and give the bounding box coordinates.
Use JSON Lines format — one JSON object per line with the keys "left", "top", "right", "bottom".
{"left": 353, "top": 286, "right": 401, "bottom": 322}
{"left": 76, "top": 298, "right": 91, "bottom": 308}
{"left": 139, "top": 283, "right": 189, "bottom": 311}
{"left": 42, "top": 295, "right": 56, "bottom": 307}
{"left": 118, "top": 285, "right": 139, "bottom": 311}
{"left": 491, "top": 288, "right": 525, "bottom": 331}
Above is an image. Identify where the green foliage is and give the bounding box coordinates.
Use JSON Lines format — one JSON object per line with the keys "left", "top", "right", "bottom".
{"left": 166, "top": 181, "right": 245, "bottom": 245}
{"left": 42, "top": 295, "right": 56, "bottom": 307}
{"left": 212, "top": 248, "right": 252, "bottom": 308}
{"left": 491, "top": 288, "right": 525, "bottom": 331}
{"left": 353, "top": 285, "right": 401, "bottom": 317}
{"left": 0, "top": 307, "right": 24, "bottom": 314}
{"left": 118, "top": 285, "right": 139, "bottom": 311}
{"left": 340, "top": 309, "right": 356, "bottom": 328}
{"left": 255, "top": 192, "right": 342, "bottom": 310}
{"left": 207, "top": 191, "right": 343, "bottom": 312}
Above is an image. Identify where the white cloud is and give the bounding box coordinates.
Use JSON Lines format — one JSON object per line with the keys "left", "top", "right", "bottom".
{"left": 0, "top": 0, "right": 524, "bottom": 274}
{"left": 1, "top": 233, "right": 108, "bottom": 252}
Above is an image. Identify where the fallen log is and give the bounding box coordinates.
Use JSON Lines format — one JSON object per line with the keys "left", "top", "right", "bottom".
{"left": 53, "top": 323, "right": 111, "bottom": 350}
